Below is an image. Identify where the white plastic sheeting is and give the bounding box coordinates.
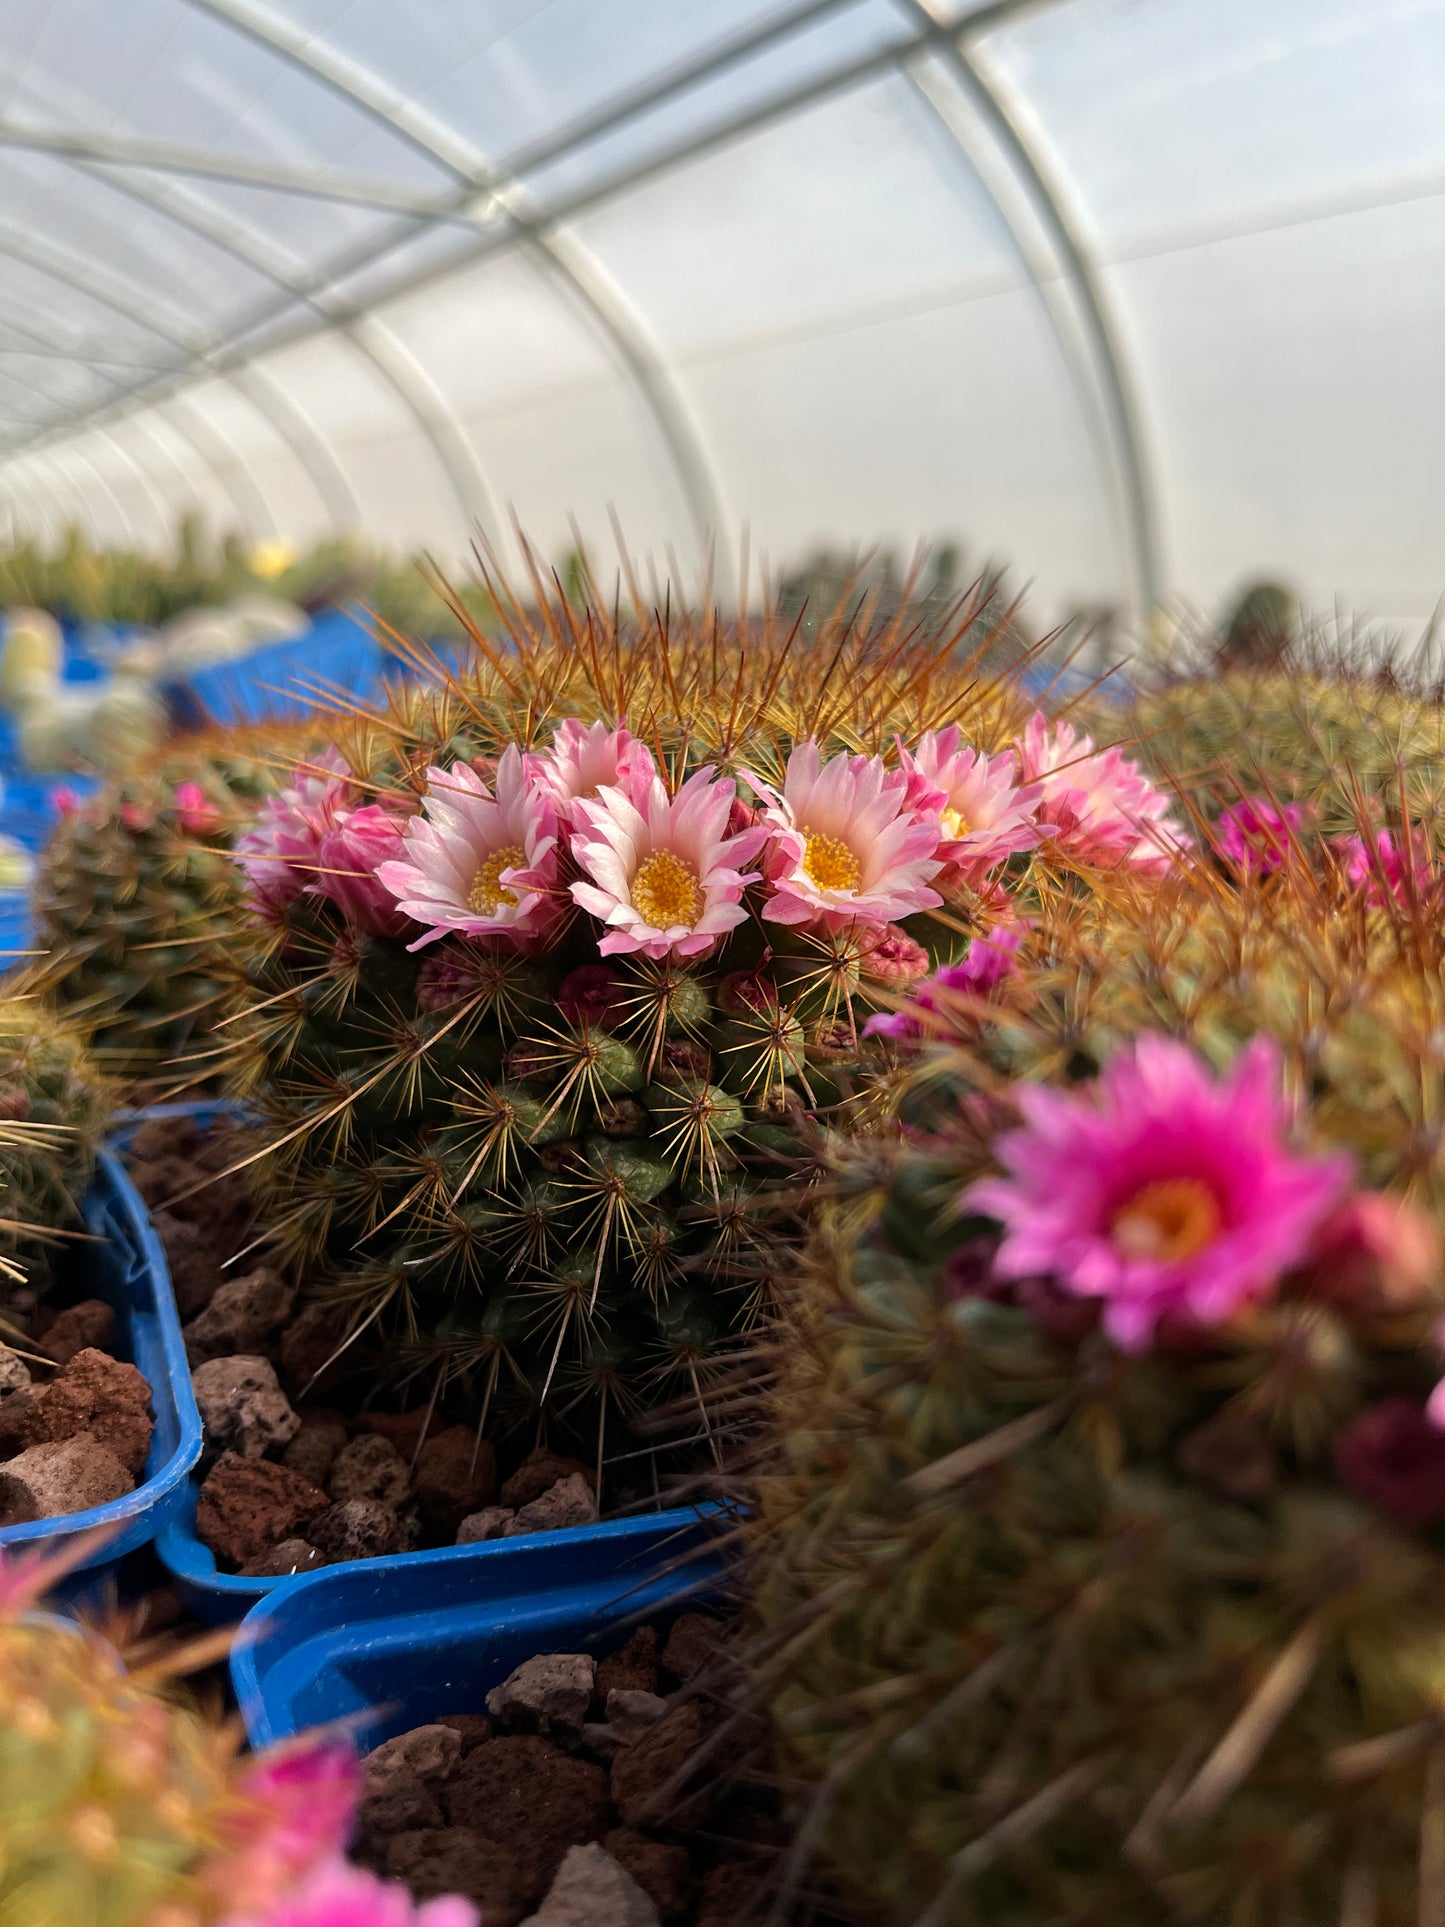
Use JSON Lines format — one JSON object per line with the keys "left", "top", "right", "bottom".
{"left": 0, "top": 0, "right": 1440, "bottom": 630}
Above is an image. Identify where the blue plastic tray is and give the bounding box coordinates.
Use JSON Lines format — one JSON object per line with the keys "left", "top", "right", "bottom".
{"left": 233, "top": 1505, "right": 729, "bottom": 1749}
{"left": 165, "top": 608, "right": 387, "bottom": 729}
{"left": 0, "top": 1145, "right": 204, "bottom": 1571}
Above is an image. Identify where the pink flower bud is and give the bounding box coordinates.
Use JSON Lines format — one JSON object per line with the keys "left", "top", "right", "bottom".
{"left": 1293, "top": 1191, "right": 1441, "bottom": 1316}
{"left": 174, "top": 779, "right": 222, "bottom": 836}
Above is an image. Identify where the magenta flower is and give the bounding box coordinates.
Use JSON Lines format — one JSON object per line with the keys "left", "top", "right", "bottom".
{"left": 310, "top": 804, "right": 410, "bottom": 938}
{"left": 863, "top": 922, "right": 1024, "bottom": 1042}
{"left": 964, "top": 1035, "right": 1351, "bottom": 1351}
{"left": 221, "top": 1856, "right": 477, "bottom": 1927}
{"left": 747, "top": 742, "right": 943, "bottom": 932}
{"left": 52, "top": 785, "right": 81, "bottom": 817}
{"left": 528, "top": 718, "right": 656, "bottom": 825}
{"left": 206, "top": 1740, "right": 362, "bottom": 1920}
{"left": 376, "top": 748, "right": 561, "bottom": 952}
{"left": 570, "top": 766, "right": 766, "bottom": 962}
{"left": 1335, "top": 828, "right": 1433, "bottom": 905}
{"left": 898, "top": 726, "right": 1045, "bottom": 882}
{"left": 1216, "top": 797, "right": 1305, "bottom": 874}
{"left": 173, "top": 780, "right": 222, "bottom": 837}
{"left": 235, "top": 749, "right": 353, "bottom": 919}
{"left": 1014, "top": 713, "right": 1187, "bottom": 876}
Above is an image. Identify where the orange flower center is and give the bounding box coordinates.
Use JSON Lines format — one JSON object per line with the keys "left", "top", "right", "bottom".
{"left": 802, "top": 828, "right": 861, "bottom": 892}
{"left": 1111, "top": 1178, "right": 1222, "bottom": 1262}
{"left": 941, "top": 805, "right": 971, "bottom": 841}
{"left": 468, "top": 844, "right": 524, "bottom": 914}
{"left": 631, "top": 849, "right": 702, "bottom": 928}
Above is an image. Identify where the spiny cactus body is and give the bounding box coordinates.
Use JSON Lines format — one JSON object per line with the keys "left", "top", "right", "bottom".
{"left": 748, "top": 844, "right": 1445, "bottom": 1925}
{"left": 0, "top": 989, "right": 109, "bottom": 1292}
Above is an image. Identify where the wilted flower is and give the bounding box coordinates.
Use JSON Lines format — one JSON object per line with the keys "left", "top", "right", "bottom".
{"left": 1216, "top": 797, "right": 1305, "bottom": 875}
{"left": 376, "top": 748, "right": 561, "bottom": 951}
{"left": 1336, "top": 1398, "right": 1445, "bottom": 1526}
{"left": 557, "top": 962, "right": 627, "bottom": 1029}
{"left": 748, "top": 741, "right": 943, "bottom": 931}
{"left": 856, "top": 924, "right": 931, "bottom": 986}
{"left": 898, "top": 726, "right": 1045, "bottom": 881}
{"left": 863, "top": 922, "right": 1025, "bottom": 1042}
{"left": 235, "top": 749, "right": 353, "bottom": 919}
{"left": 527, "top": 718, "right": 655, "bottom": 824}
{"left": 965, "top": 1035, "right": 1351, "bottom": 1351}
{"left": 1014, "top": 713, "right": 1187, "bottom": 875}
{"left": 310, "top": 805, "right": 410, "bottom": 938}
{"left": 570, "top": 765, "right": 766, "bottom": 962}
{"left": 173, "top": 779, "right": 221, "bottom": 837}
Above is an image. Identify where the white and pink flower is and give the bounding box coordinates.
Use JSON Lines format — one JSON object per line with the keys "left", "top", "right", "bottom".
{"left": 570, "top": 766, "right": 767, "bottom": 962}
{"left": 310, "top": 804, "right": 410, "bottom": 938}
{"left": 898, "top": 726, "right": 1045, "bottom": 883}
{"left": 528, "top": 719, "right": 656, "bottom": 825}
{"left": 376, "top": 747, "right": 561, "bottom": 951}
{"left": 746, "top": 741, "right": 944, "bottom": 931}
{"left": 1014, "top": 713, "right": 1187, "bottom": 876}
{"left": 234, "top": 748, "right": 354, "bottom": 919}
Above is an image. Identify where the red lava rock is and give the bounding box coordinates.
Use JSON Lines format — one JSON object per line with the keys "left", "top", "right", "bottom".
{"left": 358, "top": 1768, "right": 443, "bottom": 1838}
{"left": 183, "top": 1265, "right": 296, "bottom": 1365}
{"left": 192, "top": 1355, "right": 298, "bottom": 1461}
{"left": 501, "top": 1448, "right": 596, "bottom": 1512}
{"left": 150, "top": 1209, "right": 224, "bottom": 1317}
{"left": 604, "top": 1829, "right": 694, "bottom": 1923}
{"left": 329, "top": 1433, "right": 412, "bottom": 1507}
{"left": 385, "top": 1828, "right": 527, "bottom": 1926}
{"left": 503, "top": 1473, "right": 597, "bottom": 1537}
{"left": 353, "top": 1408, "right": 441, "bottom": 1459}
{"left": 311, "top": 1498, "right": 401, "bottom": 1561}
{"left": 526, "top": 1842, "right": 661, "bottom": 1925}
{"left": 486, "top": 1654, "right": 595, "bottom": 1737}
{"left": 194, "top": 1452, "right": 329, "bottom": 1569}
{"left": 446, "top": 1735, "right": 611, "bottom": 1904}
{"left": 281, "top": 1413, "right": 349, "bottom": 1486}
{"left": 126, "top": 1118, "right": 200, "bottom": 1166}
{"left": 366, "top": 1725, "right": 463, "bottom": 1790}
{"left": 435, "top": 1713, "right": 494, "bottom": 1756}
{"left": 2, "top": 1438, "right": 132, "bottom": 1517}
{"left": 596, "top": 1627, "right": 660, "bottom": 1701}
{"left": 455, "top": 1506, "right": 513, "bottom": 1543}
{"left": 238, "top": 1539, "right": 329, "bottom": 1578}
{"left": 610, "top": 1701, "right": 736, "bottom": 1833}
{"left": 39, "top": 1299, "right": 115, "bottom": 1367}
{"left": 0, "top": 1468, "right": 38, "bottom": 1525}
{"left": 693, "top": 1861, "right": 767, "bottom": 1927}
{"left": 660, "top": 1614, "right": 727, "bottom": 1687}
{"left": 413, "top": 1425, "right": 497, "bottom": 1535}
{"left": 277, "top": 1304, "right": 349, "bottom": 1396}
{"left": 21, "top": 1347, "right": 153, "bottom": 1476}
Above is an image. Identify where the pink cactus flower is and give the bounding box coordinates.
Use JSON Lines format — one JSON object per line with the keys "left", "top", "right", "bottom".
{"left": 747, "top": 742, "right": 943, "bottom": 932}
{"left": 1014, "top": 713, "right": 1187, "bottom": 876}
{"left": 1216, "top": 797, "right": 1305, "bottom": 875}
{"left": 964, "top": 1035, "right": 1351, "bottom": 1352}
{"left": 863, "top": 922, "right": 1025, "bottom": 1042}
{"left": 118, "top": 801, "right": 155, "bottom": 833}
{"left": 207, "top": 1740, "right": 362, "bottom": 1919}
{"left": 528, "top": 719, "right": 655, "bottom": 823}
{"left": 174, "top": 779, "right": 222, "bottom": 837}
{"left": 52, "top": 785, "right": 81, "bottom": 817}
{"left": 570, "top": 765, "right": 767, "bottom": 962}
{"left": 310, "top": 805, "right": 410, "bottom": 938}
{"left": 235, "top": 749, "right": 354, "bottom": 918}
{"left": 1335, "top": 828, "right": 1434, "bottom": 906}
{"left": 376, "top": 748, "right": 561, "bottom": 952}
{"left": 898, "top": 726, "right": 1045, "bottom": 881}
{"left": 221, "top": 1856, "right": 477, "bottom": 1927}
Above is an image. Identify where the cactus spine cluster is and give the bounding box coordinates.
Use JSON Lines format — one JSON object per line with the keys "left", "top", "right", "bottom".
{"left": 215, "top": 573, "right": 1138, "bottom": 1467}
{"left": 0, "top": 986, "right": 109, "bottom": 1295}
{"left": 746, "top": 827, "right": 1445, "bottom": 1925}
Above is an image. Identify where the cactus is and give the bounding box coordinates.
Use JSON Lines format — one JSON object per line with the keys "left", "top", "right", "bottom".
{"left": 746, "top": 846, "right": 1445, "bottom": 1925}
{"left": 0, "top": 987, "right": 109, "bottom": 1294}
{"left": 212, "top": 571, "right": 1155, "bottom": 1468}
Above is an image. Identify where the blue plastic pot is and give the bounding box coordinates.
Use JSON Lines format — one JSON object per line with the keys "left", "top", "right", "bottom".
{"left": 0, "top": 1144, "right": 204, "bottom": 1572}
{"left": 233, "top": 1505, "right": 728, "bottom": 1749}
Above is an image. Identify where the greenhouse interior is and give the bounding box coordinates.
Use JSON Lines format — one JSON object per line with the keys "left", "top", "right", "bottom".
{"left": 0, "top": 1, "right": 1443, "bottom": 1922}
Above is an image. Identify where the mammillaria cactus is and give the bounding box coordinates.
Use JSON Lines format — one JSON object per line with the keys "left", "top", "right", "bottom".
{"left": 213, "top": 578, "right": 1182, "bottom": 1470}
{"left": 0, "top": 1540, "right": 475, "bottom": 1927}
{"left": 746, "top": 829, "right": 1445, "bottom": 1925}
{"left": 0, "top": 987, "right": 109, "bottom": 1293}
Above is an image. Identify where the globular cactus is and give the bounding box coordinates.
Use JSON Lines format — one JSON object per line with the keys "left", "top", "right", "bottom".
{"left": 746, "top": 847, "right": 1445, "bottom": 1926}
{"left": 0, "top": 988, "right": 109, "bottom": 1293}
{"left": 214, "top": 572, "right": 1170, "bottom": 1468}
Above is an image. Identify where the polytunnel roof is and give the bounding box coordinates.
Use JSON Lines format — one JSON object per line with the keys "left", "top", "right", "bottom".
{"left": 0, "top": 0, "right": 1440, "bottom": 635}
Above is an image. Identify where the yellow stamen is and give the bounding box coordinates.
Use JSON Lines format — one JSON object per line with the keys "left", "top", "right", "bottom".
{"left": 1111, "top": 1178, "right": 1221, "bottom": 1262}
{"left": 631, "top": 849, "right": 703, "bottom": 928}
{"left": 941, "top": 805, "right": 971, "bottom": 841}
{"left": 468, "top": 845, "right": 525, "bottom": 915}
{"left": 801, "top": 828, "right": 861, "bottom": 893}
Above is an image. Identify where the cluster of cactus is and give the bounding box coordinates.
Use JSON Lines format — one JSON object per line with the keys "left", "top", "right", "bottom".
{"left": 211, "top": 570, "right": 1160, "bottom": 1467}
{"left": 745, "top": 832, "right": 1445, "bottom": 1924}
{"left": 0, "top": 987, "right": 109, "bottom": 1295}
{"left": 0, "top": 516, "right": 261, "bottom": 627}
{"left": 0, "top": 1541, "right": 464, "bottom": 1927}
{"left": 33, "top": 732, "right": 326, "bottom": 1085}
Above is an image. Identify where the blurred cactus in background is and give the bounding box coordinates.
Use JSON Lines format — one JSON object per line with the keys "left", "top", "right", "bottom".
{"left": 743, "top": 822, "right": 1445, "bottom": 1925}
{"left": 0, "top": 989, "right": 108, "bottom": 1296}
